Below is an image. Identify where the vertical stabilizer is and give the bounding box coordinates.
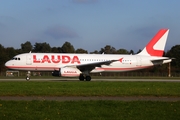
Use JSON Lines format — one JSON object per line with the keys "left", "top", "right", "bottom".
{"left": 138, "top": 29, "right": 169, "bottom": 56}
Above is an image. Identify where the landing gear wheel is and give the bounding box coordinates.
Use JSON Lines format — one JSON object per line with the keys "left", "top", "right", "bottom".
{"left": 26, "top": 71, "right": 31, "bottom": 81}
{"left": 26, "top": 76, "right": 30, "bottom": 81}
{"left": 85, "top": 76, "right": 91, "bottom": 81}
{"left": 79, "top": 74, "right": 84, "bottom": 81}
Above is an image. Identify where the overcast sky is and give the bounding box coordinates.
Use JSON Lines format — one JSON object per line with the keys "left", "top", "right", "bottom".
{"left": 0, "top": 0, "right": 179, "bottom": 53}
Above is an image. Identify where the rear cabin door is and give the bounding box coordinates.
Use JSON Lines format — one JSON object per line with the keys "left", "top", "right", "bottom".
{"left": 136, "top": 56, "right": 141, "bottom": 66}
{"left": 26, "top": 54, "right": 32, "bottom": 65}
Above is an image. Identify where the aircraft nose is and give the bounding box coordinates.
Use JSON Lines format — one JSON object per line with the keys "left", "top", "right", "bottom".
{"left": 5, "top": 61, "right": 11, "bottom": 68}
{"left": 5, "top": 61, "right": 8, "bottom": 67}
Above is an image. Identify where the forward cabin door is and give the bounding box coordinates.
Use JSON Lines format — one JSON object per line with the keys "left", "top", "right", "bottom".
{"left": 26, "top": 54, "right": 32, "bottom": 65}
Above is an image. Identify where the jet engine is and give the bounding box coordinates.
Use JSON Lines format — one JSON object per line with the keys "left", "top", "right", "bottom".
{"left": 52, "top": 67, "right": 81, "bottom": 77}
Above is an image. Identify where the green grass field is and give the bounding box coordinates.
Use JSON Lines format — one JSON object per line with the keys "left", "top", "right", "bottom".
{"left": 0, "top": 100, "right": 180, "bottom": 120}
{"left": 0, "top": 81, "right": 179, "bottom": 96}
{"left": 0, "top": 80, "right": 180, "bottom": 120}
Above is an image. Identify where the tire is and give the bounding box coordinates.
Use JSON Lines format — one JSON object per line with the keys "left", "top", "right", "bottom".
{"left": 85, "top": 76, "right": 91, "bottom": 81}
{"left": 26, "top": 76, "right": 30, "bottom": 81}
{"left": 79, "top": 74, "right": 84, "bottom": 81}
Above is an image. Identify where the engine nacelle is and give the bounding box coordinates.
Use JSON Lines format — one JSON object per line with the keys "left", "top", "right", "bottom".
{"left": 60, "top": 67, "right": 81, "bottom": 77}
{"left": 52, "top": 67, "right": 81, "bottom": 77}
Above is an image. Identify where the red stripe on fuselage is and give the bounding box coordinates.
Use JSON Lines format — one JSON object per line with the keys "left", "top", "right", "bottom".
{"left": 6, "top": 65, "right": 152, "bottom": 72}
{"left": 6, "top": 66, "right": 59, "bottom": 71}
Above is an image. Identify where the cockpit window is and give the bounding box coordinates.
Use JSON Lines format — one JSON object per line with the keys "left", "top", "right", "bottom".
{"left": 11, "top": 57, "right": 21, "bottom": 60}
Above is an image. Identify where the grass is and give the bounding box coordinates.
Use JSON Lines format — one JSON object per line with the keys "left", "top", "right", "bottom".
{"left": 0, "top": 100, "right": 180, "bottom": 120}
{"left": 0, "top": 81, "right": 180, "bottom": 96}
{"left": 0, "top": 80, "right": 180, "bottom": 120}
{"left": 0, "top": 81, "right": 179, "bottom": 96}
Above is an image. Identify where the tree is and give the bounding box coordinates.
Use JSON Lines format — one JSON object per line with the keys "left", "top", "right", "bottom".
{"left": 90, "top": 50, "right": 99, "bottom": 54}
{"left": 33, "top": 42, "right": 51, "bottom": 53}
{"left": 129, "top": 50, "right": 134, "bottom": 55}
{"left": 166, "top": 45, "right": 180, "bottom": 72}
{"left": 5, "top": 47, "right": 17, "bottom": 59}
{"left": 99, "top": 45, "right": 117, "bottom": 54}
{"left": 0, "top": 45, "right": 9, "bottom": 73}
{"left": 61, "top": 41, "right": 75, "bottom": 53}
{"left": 76, "top": 48, "right": 88, "bottom": 53}
{"left": 136, "top": 49, "right": 142, "bottom": 54}
{"left": 51, "top": 47, "right": 63, "bottom": 53}
{"left": 116, "top": 48, "right": 129, "bottom": 54}
{"left": 21, "top": 41, "right": 33, "bottom": 53}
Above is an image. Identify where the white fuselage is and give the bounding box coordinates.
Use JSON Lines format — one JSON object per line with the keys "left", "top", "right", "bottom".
{"left": 5, "top": 53, "right": 170, "bottom": 73}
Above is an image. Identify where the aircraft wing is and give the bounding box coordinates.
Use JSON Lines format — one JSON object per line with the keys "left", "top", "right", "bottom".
{"left": 67, "top": 60, "right": 118, "bottom": 72}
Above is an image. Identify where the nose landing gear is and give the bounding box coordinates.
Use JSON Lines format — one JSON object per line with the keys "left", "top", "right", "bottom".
{"left": 26, "top": 71, "right": 31, "bottom": 81}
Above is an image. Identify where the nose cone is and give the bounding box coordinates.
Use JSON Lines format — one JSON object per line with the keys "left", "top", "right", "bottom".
{"left": 5, "top": 61, "right": 11, "bottom": 68}
{"left": 5, "top": 61, "right": 8, "bottom": 67}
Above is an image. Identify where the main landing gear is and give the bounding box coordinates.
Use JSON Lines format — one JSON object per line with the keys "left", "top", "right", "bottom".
{"left": 79, "top": 74, "right": 91, "bottom": 81}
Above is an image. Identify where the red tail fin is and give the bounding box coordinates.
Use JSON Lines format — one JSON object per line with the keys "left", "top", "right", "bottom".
{"left": 138, "top": 29, "right": 169, "bottom": 56}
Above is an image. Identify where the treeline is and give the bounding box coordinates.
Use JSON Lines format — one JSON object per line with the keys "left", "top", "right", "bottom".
{"left": 0, "top": 41, "right": 180, "bottom": 75}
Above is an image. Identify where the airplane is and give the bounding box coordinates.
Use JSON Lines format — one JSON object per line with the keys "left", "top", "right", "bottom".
{"left": 5, "top": 29, "right": 171, "bottom": 81}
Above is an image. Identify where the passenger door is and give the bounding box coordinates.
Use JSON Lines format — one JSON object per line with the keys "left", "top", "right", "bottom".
{"left": 26, "top": 55, "right": 32, "bottom": 65}
{"left": 136, "top": 56, "right": 141, "bottom": 66}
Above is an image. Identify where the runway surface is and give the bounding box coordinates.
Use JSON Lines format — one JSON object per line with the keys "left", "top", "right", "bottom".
{"left": 0, "top": 78, "right": 179, "bottom": 101}
{"left": 1, "top": 78, "right": 180, "bottom": 82}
